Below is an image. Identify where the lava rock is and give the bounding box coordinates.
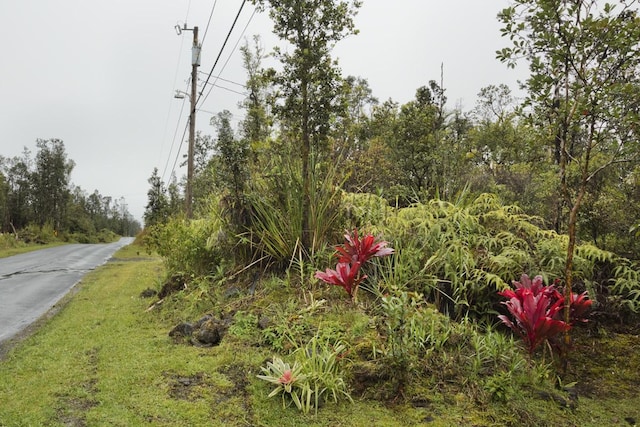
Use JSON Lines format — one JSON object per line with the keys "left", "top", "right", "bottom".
{"left": 169, "top": 322, "right": 194, "bottom": 338}
{"left": 192, "top": 318, "right": 228, "bottom": 347}
{"left": 139, "top": 288, "right": 157, "bottom": 298}
{"left": 258, "top": 315, "right": 271, "bottom": 330}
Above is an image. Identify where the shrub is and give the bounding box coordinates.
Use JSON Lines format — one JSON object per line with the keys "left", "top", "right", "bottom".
{"left": 315, "top": 228, "right": 393, "bottom": 300}
{"left": 146, "top": 215, "right": 223, "bottom": 278}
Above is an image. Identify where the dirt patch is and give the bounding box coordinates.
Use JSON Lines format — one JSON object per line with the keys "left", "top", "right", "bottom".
{"left": 52, "top": 347, "right": 101, "bottom": 426}
{"left": 215, "top": 363, "right": 255, "bottom": 424}
{"left": 158, "top": 274, "right": 188, "bottom": 299}
{"left": 165, "top": 372, "right": 209, "bottom": 401}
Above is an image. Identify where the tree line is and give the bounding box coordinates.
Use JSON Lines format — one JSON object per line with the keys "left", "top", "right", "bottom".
{"left": 145, "top": 0, "right": 639, "bottom": 264}
{"left": 1, "top": 138, "right": 140, "bottom": 242}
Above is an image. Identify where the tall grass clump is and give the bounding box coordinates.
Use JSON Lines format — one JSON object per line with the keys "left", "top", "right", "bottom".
{"left": 245, "top": 157, "right": 343, "bottom": 266}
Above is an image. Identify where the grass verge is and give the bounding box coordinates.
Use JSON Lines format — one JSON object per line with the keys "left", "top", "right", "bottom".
{"left": 0, "top": 242, "right": 67, "bottom": 259}
{"left": 0, "top": 244, "right": 638, "bottom": 426}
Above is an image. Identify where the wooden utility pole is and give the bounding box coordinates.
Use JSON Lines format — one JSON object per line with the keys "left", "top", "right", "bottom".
{"left": 185, "top": 25, "right": 199, "bottom": 219}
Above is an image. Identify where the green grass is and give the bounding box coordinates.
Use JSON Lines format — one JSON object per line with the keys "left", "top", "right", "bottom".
{"left": 0, "top": 241, "right": 67, "bottom": 259}
{"left": 0, "top": 244, "right": 638, "bottom": 426}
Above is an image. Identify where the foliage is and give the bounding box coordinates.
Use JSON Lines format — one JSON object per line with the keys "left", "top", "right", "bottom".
{"left": 610, "top": 260, "right": 640, "bottom": 314}
{"left": 145, "top": 213, "right": 223, "bottom": 278}
{"left": 211, "top": 110, "right": 250, "bottom": 214}
{"left": 379, "top": 287, "right": 447, "bottom": 391}
{"left": 144, "top": 167, "right": 171, "bottom": 227}
{"left": 31, "top": 139, "right": 74, "bottom": 230}
{"left": 497, "top": 0, "right": 640, "bottom": 339}
{"left": 258, "top": 336, "right": 352, "bottom": 414}
{"left": 0, "top": 141, "right": 139, "bottom": 239}
{"left": 315, "top": 261, "right": 366, "bottom": 300}
{"left": 251, "top": 0, "right": 361, "bottom": 250}
{"left": 497, "top": 275, "right": 570, "bottom": 355}
{"left": 245, "top": 157, "right": 343, "bottom": 265}
{"left": 339, "top": 191, "right": 639, "bottom": 320}
{"left": 257, "top": 357, "right": 308, "bottom": 411}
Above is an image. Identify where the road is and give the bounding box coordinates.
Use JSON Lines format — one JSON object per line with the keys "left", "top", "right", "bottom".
{"left": 0, "top": 237, "right": 134, "bottom": 344}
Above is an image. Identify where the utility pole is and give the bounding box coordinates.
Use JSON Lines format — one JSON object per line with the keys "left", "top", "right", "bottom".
{"left": 175, "top": 23, "right": 200, "bottom": 218}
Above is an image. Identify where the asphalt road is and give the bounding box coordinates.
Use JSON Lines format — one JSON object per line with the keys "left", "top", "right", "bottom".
{"left": 0, "top": 237, "right": 134, "bottom": 344}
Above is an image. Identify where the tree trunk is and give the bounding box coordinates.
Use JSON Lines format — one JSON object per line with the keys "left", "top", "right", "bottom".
{"left": 301, "top": 74, "right": 311, "bottom": 251}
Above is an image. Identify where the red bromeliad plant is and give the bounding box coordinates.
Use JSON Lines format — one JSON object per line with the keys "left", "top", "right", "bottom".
{"left": 497, "top": 274, "right": 593, "bottom": 355}
{"left": 335, "top": 228, "right": 395, "bottom": 265}
{"left": 315, "top": 229, "right": 394, "bottom": 300}
{"left": 314, "top": 262, "right": 367, "bottom": 299}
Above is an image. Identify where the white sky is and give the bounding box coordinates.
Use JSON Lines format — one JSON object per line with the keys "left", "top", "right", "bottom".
{"left": 0, "top": 1, "right": 528, "bottom": 223}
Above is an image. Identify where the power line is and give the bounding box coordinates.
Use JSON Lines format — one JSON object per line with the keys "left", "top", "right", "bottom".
{"left": 198, "top": 71, "right": 246, "bottom": 88}
{"left": 165, "top": 0, "right": 252, "bottom": 184}
{"left": 169, "top": 119, "right": 190, "bottom": 182}
{"left": 204, "top": 83, "right": 247, "bottom": 96}
{"left": 195, "top": 0, "right": 247, "bottom": 109}
{"left": 162, "top": 77, "right": 190, "bottom": 182}
{"left": 198, "top": 6, "right": 256, "bottom": 109}
{"left": 200, "top": 1, "right": 218, "bottom": 47}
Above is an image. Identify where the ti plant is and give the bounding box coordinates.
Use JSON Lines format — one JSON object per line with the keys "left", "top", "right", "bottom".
{"left": 315, "top": 228, "right": 394, "bottom": 300}
{"left": 497, "top": 274, "right": 592, "bottom": 355}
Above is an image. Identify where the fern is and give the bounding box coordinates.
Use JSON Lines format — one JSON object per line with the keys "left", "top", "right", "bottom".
{"left": 342, "top": 191, "right": 640, "bottom": 319}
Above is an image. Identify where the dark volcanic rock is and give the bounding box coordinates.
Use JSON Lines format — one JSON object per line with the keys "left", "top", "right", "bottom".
{"left": 139, "top": 288, "right": 157, "bottom": 298}
{"left": 169, "top": 322, "right": 194, "bottom": 338}
{"left": 192, "top": 318, "right": 228, "bottom": 347}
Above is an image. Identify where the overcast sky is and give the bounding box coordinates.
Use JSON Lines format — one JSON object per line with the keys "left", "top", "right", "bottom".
{"left": 0, "top": 1, "right": 528, "bottom": 224}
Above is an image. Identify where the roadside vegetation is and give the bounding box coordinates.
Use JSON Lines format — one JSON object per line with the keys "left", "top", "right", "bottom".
{"left": 0, "top": 232, "right": 638, "bottom": 426}
{"left": 1, "top": 0, "right": 639, "bottom": 425}
{"left": 0, "top": 139, "right": 141, "bottom": 247}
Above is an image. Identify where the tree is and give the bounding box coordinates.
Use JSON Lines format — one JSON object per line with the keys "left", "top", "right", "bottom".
{"left": 239, "top": 35, "right": 273, "bottom": 158}
{"left": 333, "top": 75, "right": 378, "bottom": 157}
{"left": 144, "top": 168, "right": 170, "bottom": 227}
{"left": 211, "top": 110, "right": 249, "bottom": 221}
{"left": 251, "top": 0, "right": 361, "bottom": 250}
{"left": 498, "top": 0, "right": 640, "bottom": 343}
{"left": 0, "top": 165, "right": 9, "bottom": 232}
{"left": 388, "top": 82, "right": 448, "bottom": 195}
{"left": 32, "top": 139, "right": 74, "bottom": 230}
{"left": 3, "top": 148, "right": 33, "bottom": 231}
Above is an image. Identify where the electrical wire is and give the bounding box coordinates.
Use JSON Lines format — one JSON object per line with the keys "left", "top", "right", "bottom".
{"left": 198, "top": 71, "right": 247, "bottom": 88}
{"left": 166, "top": 0, "right": 251, "bottom": 182}
{"left": 169, "top": 119, "right": 190, "bottom": 179}
{"left": 197, "top": 6, "right": 256, "bottom": 110}
{"left": 162, "top": 80, "right": 190, "bottom": 182}
{"left": 200, "top": 0, "right": 218, "bottom": 48}
{"left": 195, "top": 0, "right": 247, "bottom": 108}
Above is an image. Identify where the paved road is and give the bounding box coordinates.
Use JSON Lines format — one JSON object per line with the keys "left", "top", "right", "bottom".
{"left": 0, "top": 237, "right": 134, "bottom": 344}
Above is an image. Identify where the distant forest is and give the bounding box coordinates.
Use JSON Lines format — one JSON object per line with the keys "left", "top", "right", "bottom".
{"left": 0, "top": 138, "right": 140, "bottom": 242}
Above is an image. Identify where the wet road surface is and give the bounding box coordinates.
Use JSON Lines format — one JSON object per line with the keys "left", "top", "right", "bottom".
{"left": 0, "top": 237, "right": 134, "bottom": 344}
